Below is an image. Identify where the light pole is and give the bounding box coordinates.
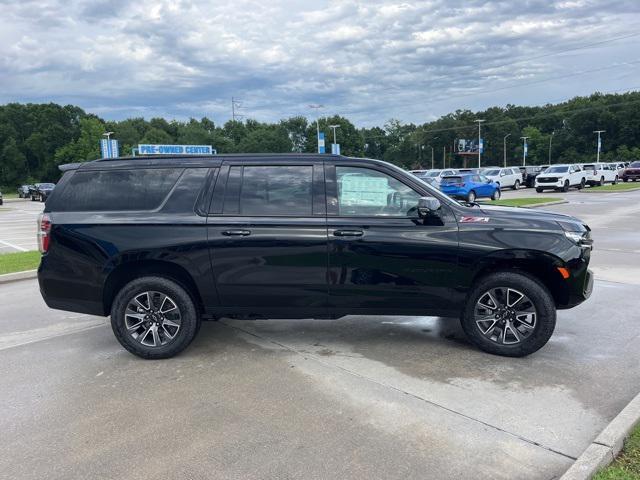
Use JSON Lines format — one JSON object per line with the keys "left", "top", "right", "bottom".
{"left": 548, "top": 131, "right": 555, "bottom": 164}
{"left": 429, "top": 145, "right": 434, "bottom": 169}
{"left": 503, "top": 133, "right": 511, "bottom": 167}
{"left": 594, "top": 130, "right": 605, "bottom": 162}
{"left": 442, "top": 146, "right": 446, "bottom": 169}
{"left": 476, "top": 119, "right": 485, "bottom": 168}
{"left": 520, "top": 136, "right": 529, "bottom": 166}
{"left": 308, "top": 104, "right": 324, "bottom": 153}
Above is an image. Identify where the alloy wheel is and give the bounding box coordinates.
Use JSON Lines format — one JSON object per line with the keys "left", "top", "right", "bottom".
{"left": 124, "top": 291, "right": 182, "bottom": 347}
{"left": 474, "top": 287, "right": 537, "bottom": 345}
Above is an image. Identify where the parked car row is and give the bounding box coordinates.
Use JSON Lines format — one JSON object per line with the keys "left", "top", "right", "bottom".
{"left": 17, "top": 183, "right": 56, "bottom": 202}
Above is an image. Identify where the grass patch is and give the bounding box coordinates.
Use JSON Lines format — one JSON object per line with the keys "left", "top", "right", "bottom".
{"left": 1, "top": 192, "right": 18, "bottom": 199}
{"left": 587, "top": 182, "right": 640, "bottom": 192}
{"left": 0, "top": 251, "right": 41, "bottom": 275}
{"left": 594, "top": 424, "right": 640, "bottom": 480}
{"left": 480, "top": 197, "right": 563, "bottom": 207}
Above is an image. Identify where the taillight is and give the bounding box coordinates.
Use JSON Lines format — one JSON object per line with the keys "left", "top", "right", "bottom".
{"left": 38, "top": 213, "right": 52, "bottom": 253}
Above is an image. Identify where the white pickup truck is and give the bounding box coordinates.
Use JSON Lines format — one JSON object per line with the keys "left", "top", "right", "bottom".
{"left": 581, "top": 163, "right": 618, "bottom": 186}
{"left": 535, "top": 164, "right": 586, "bottom": 192}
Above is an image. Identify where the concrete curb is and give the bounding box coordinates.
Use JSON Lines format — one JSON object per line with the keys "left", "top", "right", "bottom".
{"left": 526, "top": 200, "right": 569, "bottom": 208}
{"left": 579, "top": 186, "right": 640, "bottom": 193}
{"left": 0, "top": 270, "right": 37, "bottom": 284}
{"left": 560, "top": 391, "right": 640, "bottom": 479}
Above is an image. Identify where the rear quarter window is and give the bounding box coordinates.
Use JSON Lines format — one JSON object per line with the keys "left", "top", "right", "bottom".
{"left": 49, "top": 168, "right": 183, "bottom": 212}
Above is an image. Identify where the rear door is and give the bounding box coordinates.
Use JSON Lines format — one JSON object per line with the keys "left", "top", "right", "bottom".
{"left": 325, "top": 161, "right": 460, "bottom": 314}
{"left": 207, "top": 160, "right": 328, "bottom": 315}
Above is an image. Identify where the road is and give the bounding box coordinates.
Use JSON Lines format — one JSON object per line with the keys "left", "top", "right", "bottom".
{"left": 0, "top": 198, "right": 41, "bottom": 252}
{"left": 0, "top": 188, "right": 639, "bottom": 479}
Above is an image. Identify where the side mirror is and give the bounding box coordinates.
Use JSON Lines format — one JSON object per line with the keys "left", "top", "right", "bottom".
{"left": 418, "top": 197, "right": 441, "bottom": 217}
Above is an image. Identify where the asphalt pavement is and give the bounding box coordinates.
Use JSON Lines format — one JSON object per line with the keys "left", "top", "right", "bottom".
{"left": 1, "top": 188, "right": 639, "bottom": 479}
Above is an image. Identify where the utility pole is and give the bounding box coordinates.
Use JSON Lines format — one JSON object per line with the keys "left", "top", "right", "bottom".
{"left": 442, "top": 146, "right": 446, "bottom": 169}
{"left": 548, "top": 131, "right": 555, "bottom": 164}
{"left": 476, "top": 119, "right": 485, "bottom": 168}
{"left": 231, "top": 97, "right": 243, "bottom": 121}
{"left": 308, "top": 104, "right": 324, "bottom": 153}
{"left": 503, "top": 133, "right": 511, "bottom": 167}
{"left": 520, "top": 136, "right": 529, "bottom": 166}
{"left": 594, "top": 130, "right": 605, "bottom": 162}
{"left": 430, "top": 145, "right": 434, "bottom": 169}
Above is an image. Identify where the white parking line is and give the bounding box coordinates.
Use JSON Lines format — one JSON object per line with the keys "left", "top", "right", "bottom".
{"left": 0, "top": 239, "right": 28, "bottom": 252}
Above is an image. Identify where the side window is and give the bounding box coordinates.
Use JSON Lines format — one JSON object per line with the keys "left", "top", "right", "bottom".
{"left": 224, "top": 165, "right": 313, "bottom": 216}
{"left": 51, "top": 168, "right": 182, "bottom": 212}
{"left": 335, "top": 166, "right": 421, "bottom": 217}
{"left": 472, "top": 175, "right": 482, "bottom": 183}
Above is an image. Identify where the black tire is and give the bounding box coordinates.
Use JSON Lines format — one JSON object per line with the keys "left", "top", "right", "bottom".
{"left": 466, "top": 190, "right": 476, "bottom": 203}
{"left": 460, "top": 271, "right": 556, "bottom": 357}
{"left": 110, "top": 276, "right": 200, "bottom": 359}
{"left": 598, "top": 176, "right": 604, "bottom": 187}
{"left": 577, "top": 178, "right": 585, "bottom": 190}
{"left": 535, "top": 187, "right": 543, "bottom": 193}
{"left": 623, "top": 178, "right": 628, "bottom": 182}
{"left": 491, "top": 188, "right": 501, "bottom": 201}
{"left": 613, "top": 176, "right": 618, "bottom": 185}
{"left": 562, "top": 180, "right": 569, "bottom": 192}
{"left": 511, "top": 179, "right": 520, "bottom": 190}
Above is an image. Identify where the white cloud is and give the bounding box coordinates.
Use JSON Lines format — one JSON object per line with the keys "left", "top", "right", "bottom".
{"left": 0, "top": 0, "right": 639, "bottom": 126}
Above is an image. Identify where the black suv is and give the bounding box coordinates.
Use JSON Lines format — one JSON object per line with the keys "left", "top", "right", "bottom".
{"left": 38, "top": 154, "right": 593, "bottom": 359}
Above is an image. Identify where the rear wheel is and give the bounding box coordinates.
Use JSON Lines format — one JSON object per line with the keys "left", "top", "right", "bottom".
{"left": 512, "top": 179, "right": 520, "bottom": 190}
{"left": 598, "top": 176, "right": 604, "bottom": 187}
{"left": 577, "top": 178, "right": 585, "bottom": 190}
{"left": 111, "top": 276, "right": 200, "bottom": 359}
{"left": 460, "top": 271, "right": 556, "bottom": 357}
{"left": 466, "top": 190, "right": 476, "bottom": 203}
{"left": 491, "top": 188, "right": 501, "bottom": 201}
{"left": 623, "top": 178, "right": 628, "bottom": 182}
{"left": 613, "top": 176, "right": 618, "bottom": 185}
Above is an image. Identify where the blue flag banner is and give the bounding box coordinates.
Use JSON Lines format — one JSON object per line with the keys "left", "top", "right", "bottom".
{"left": 100, "top": 139, "right": 119, "bottom": 158}
{"left": 318, "top": 132, "right": 325, "bottom": 154}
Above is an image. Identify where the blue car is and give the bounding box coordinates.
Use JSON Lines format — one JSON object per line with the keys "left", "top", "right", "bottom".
{"left": 440, "top": 174, "right": 501, "bottom": 203}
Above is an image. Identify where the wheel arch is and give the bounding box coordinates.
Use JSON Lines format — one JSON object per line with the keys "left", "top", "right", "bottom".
{"left": 469, "top": 250, "right": 570, "bottom": 307}
{"left": 103, "top": 260, "right": 205, "bottom": 316}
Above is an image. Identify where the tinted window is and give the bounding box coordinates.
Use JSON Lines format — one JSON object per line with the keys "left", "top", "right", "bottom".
{"left": 545, "top": 166, "right": 568, "bottom": 173}
{"left": 336, "top": 166, "right": 421, "bottom": 217}
{"left": 230, "top": 166, "right": 313, "bottom": 216}
{"left": 483, "top": 169, "right": 500, "bottom": 176}
{"left": 441, "top": 176, "right": 462, "bottom": 185}
{"left": 631, "top": 161, "right": 640, "bottom": 167}
{"left": 52, "top": 168, "right": 182, "bottom": 212}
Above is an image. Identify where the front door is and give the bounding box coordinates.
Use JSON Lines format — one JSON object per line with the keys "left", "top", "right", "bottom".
{"left": 207, "top": 161, "right": 328, "bottom": 316}
{"left": 325, "top": 162, "right": 460, "bottom": 315}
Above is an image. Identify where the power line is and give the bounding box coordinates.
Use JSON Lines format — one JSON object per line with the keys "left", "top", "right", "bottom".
{"left": 360, "top": 94, "right": 640, "bottom": 139}
{"left": 231, "top": 97, "right": 244, "bottom": 121}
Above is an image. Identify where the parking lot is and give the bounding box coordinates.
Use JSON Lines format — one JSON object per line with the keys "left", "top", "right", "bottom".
{"left": 1, "top": 187, "right": 639, "bottom": 479}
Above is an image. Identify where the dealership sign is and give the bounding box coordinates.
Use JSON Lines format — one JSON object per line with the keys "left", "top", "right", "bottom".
{"left": 138, "top": 144, "right": 216, "bottom": 155}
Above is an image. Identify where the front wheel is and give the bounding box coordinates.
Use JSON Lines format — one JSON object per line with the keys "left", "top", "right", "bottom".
{"left": 512, "top": 179, "right": 520, "bottom": 190}
{"left": 535, "top": 187, "right": 543, "bottom": 193}
{"left": 111, "top": 276, "right": 201, "bottom": 359}
{"left": 623, "top": 178, "right": 628, "bottom": 182}
{"left": 562, "top": 180, "right": 569, "bottom": 192}
{"left": 460, "top": 271, "right": 556, "bottom": 357}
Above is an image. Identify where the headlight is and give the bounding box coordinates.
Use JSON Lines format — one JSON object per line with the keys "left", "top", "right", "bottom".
{"left": 564, "top": 231, "right": 593, "bottom": 249}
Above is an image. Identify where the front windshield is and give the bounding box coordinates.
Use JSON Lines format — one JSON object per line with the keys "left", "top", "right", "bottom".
{"left": 40, "top": 183, "right": 55, "bottom": 188}
{"left": 482, "top": 169, "right": 500, "bottom": 176}
{"left": 630, "top": 161, "right": 640, "bottom": 168}
{"left": 544, "top": 166, "right": 569, "bottom": 173}
{"left": 425, "top": 171, "right": 440, "bottom": 177}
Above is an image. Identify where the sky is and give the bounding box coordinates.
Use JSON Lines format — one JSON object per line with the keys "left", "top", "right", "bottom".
{"left": 1, "top": 0, "right": 639, "bottom": 127}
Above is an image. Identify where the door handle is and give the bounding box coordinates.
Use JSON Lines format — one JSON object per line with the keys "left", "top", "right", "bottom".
{"left": 333, "top": 229, "right": 364, "bottom": 237}
{"left": 222, "top": 229, "right": 251, "bottom": 236}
